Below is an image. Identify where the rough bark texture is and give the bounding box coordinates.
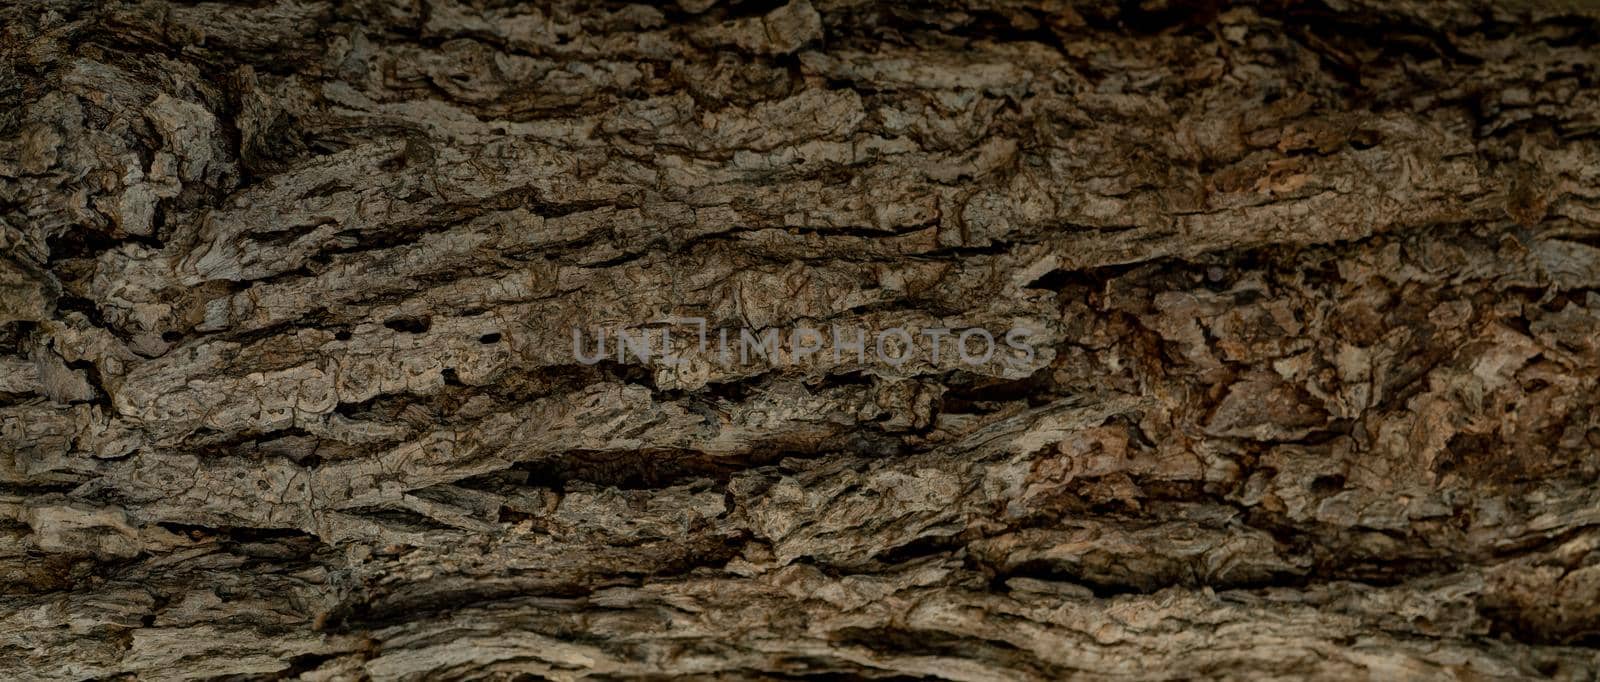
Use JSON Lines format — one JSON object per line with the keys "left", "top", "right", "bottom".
{"left": 4, "top": 0, "right": 1600, "bottom": 678}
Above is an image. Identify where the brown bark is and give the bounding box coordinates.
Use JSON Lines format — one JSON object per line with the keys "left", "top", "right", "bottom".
{"left": 3, "top": 0, "right": 1600, "bottom": 678}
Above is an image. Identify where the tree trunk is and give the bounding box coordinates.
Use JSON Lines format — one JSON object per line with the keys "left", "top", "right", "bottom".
{"left": 4, "top": 0, "right": 1600, "bottom": 678}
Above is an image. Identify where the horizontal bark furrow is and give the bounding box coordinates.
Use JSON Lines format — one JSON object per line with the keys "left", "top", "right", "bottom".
{"left": 3, "top": 0, "right": 1600, "bottom": 679}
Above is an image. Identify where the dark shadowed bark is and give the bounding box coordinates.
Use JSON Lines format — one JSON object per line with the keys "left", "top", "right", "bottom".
{"left": 4, "top": 0, "right": 1600, "bottom": 678}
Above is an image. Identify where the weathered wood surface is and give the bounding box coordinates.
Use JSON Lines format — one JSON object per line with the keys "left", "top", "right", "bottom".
{"left": 4, "top": 0, "right": 1600, "bottom": 678}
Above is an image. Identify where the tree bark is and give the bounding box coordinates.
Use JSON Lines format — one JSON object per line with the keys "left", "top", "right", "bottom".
{"left": 4, "top": 0, "right": 1600, "bottom": 678}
